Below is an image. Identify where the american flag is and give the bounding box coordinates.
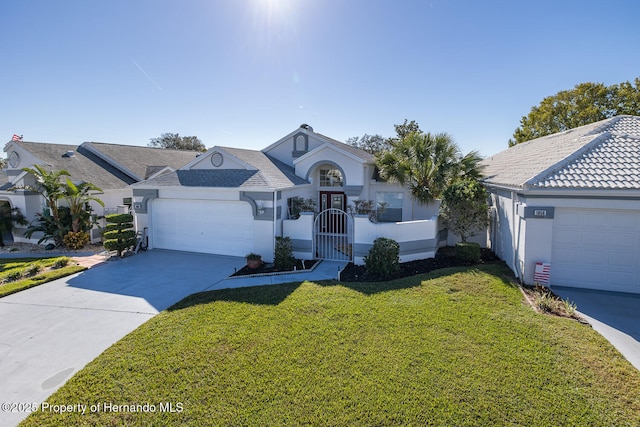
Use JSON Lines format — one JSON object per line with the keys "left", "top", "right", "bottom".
{"left": 11, "top": 134, "right": 23, "bottom": 141}
{"left": 534, "top": 262, "right": 551, "bottom": 285}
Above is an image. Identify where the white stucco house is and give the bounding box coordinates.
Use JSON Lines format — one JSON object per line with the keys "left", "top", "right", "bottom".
{"left": 1, "top": 139, "right": 200, "bottom": 242}
{"left": 132, "top": 125, "right": 441, "bottom": 264}
{"left": 481, "top": 115, "right": 640, "bottom": 294}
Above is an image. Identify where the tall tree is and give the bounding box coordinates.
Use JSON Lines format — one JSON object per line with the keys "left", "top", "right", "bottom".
{"left": 441, "top": 178, "right": 489, "bottom": 242}
{"left": 376, "top": 131, "right": 483, "bottom": 205}
{"left": 510, "top": 78, "right": 640, "bottom": 145}
{"left": 346, "top": 133, "right": 390, "bottom": 154}
{"left": 148, "top": 133, "right": 206, "bottom": 151}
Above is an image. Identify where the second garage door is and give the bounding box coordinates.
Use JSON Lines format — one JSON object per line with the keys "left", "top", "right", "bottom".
{"left": 151, "top": 199, "right": 255, "bottom": 257}
{"left": 551, "top": 208, "right": 640, "bottom": 293}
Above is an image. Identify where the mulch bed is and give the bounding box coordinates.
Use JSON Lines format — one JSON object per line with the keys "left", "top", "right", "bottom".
{"left": 339, "top": 247, "right": 500, "bottom": 282}
{"left": 231, "top": 259, "right": 319, "bottom": 277}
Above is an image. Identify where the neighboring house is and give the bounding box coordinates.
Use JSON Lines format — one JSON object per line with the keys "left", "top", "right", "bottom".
{"left": 481, "top": 115, "right": 640, "bottom": 294}
{"left": 132, "top": 125, "right": 441, "bottom": 264}
{"left": 1, "top": 140, "right": 200, "bottom": 242}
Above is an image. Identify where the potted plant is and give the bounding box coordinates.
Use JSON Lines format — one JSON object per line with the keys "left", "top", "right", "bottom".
{"left": 246, "top": 253, "right": 262, "bottom": 269}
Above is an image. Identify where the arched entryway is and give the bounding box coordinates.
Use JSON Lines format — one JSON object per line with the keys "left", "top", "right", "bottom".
{"left": 313, "top": 208, "right": 353, "bottom": 262}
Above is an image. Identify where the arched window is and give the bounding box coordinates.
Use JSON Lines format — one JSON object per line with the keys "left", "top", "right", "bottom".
{"left": 320, "top": 168, "right": 343, "bottom": 187}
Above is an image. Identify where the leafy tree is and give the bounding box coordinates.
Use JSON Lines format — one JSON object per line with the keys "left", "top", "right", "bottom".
{"left": 346, "top": 134, "right": 390, "bottom": 154}
{"left": 441, "top": 178, "right": 489, "bottom": 243}
{"left": 0, "top": 203, "right": 27, "bottom": 246}
{"left": 62, "top": 179, "right": 104, "bottom": 233}
{"left": 510, "top": 78, "right": 640, "bottom": 145}
{"left": 148, "top": 133, "right": 206, "bottom": 151}
{"left": 377, "top": 131, "right": 483, "bottom": 205}
{"left": 391, "top": 119, "right": 422, "bottom": 142}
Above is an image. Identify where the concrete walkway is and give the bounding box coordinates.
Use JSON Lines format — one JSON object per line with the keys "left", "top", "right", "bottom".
{"left": 554, "top": 286, "right": 640, "bottom": 371}
{"left": 0, "top": 250, "right": 346, "bottom": 426}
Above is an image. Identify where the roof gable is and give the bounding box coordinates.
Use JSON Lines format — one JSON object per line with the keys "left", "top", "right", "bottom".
{"left": 262, "top": 125, "right": 375, "bottom": 166}
{"left": 139, "top": 145, "right": 309, "bottom": 189}
{"left": 481, "top": 115, "right": 640, "bottom": 190}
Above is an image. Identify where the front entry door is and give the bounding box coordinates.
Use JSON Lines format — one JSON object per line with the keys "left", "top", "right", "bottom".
{"left": 320, "top": 191, "right": 345, "bottom": 211}
{"left": 319, "top": 192, "right": 346, "bottom": 233}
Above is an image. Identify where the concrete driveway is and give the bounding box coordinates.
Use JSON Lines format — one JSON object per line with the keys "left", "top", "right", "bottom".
{"left": 554, "top": 286, "right": 640, "bottom": 371}
{"left": 0, "top": 250, "right": 245, "bottom": 426}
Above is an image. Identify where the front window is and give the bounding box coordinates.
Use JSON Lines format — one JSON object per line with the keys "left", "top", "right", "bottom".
{"left": 376, "top": 192, "right": 403, "bottom": 222}
{"left": 320, "top": 168, "right": 343, "bottom": 187}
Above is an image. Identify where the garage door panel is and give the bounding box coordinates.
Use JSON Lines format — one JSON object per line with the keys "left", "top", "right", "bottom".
{"left": 152, "top": 199, "right": 255, "bottom": 257}
{"left": 581, "top": 231, "right": 607, "bottom": 247}
{"left": 610, "top": 212, "right": 639, "bottom": 230}
{"left": 551, "top": 208, "right": 640, "bottom": 293}
{"left": 554, "top": 229, "right": 580, "bottom": 246}
{"left": 582, "top": 211, "right": 607, "bottom": 228}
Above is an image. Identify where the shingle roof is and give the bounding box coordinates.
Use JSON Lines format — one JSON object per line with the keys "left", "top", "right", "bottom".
{"left": 11, "top": 141, "right": 135, "bottom": 189}
{"left": 136, "top": 147, "right": 309, "bottom": 189}
{"left": 315, "top": 132, "right": 376, "bottom": 163}
{"left": 7, "top": 141, "right": 201, "bottom": 190}
{"left": 481, "top": 115, "right": 640, "bottom": 190}
{"left": 82, "top": 142, "right": 200, "bottom": 180}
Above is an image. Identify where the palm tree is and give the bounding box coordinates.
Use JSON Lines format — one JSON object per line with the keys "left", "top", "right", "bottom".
{"left": 17, "top": 165, "right": 71, "bottom": 223}
{"left": 62, "top": 179, "right": 105, "bottom": 233}
{"left": 376, "top": 131, "right": 483, "bottom": 205}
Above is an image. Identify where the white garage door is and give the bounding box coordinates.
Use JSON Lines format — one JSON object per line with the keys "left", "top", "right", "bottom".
{"left": 551, "top": 208, "right": 640, "bottom": 293}
{"left": 151, "top": 199, "right": 254, "bottom": 257}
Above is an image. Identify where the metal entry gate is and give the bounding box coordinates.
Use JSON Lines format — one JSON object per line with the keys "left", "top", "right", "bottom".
{"left": 313, "top": 208, "right": 353, "bottom": 262}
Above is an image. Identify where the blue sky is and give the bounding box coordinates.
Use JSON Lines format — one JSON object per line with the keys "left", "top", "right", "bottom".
{"left": 2, "top": 0, "right": 639, "bottom": 158}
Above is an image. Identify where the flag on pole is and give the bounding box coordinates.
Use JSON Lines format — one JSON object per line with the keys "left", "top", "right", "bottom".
{"left": 11, "top": 134, "right": 23, "bottom": 141}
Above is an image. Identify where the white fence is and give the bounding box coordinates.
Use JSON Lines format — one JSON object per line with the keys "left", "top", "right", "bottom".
{"left": 283, "top": 212, "right": 439, "bottom": 265}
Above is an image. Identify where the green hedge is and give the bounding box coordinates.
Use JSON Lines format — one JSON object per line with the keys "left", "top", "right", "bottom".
{"left": 364, "top": 237, "right": 400, "bottom": 277}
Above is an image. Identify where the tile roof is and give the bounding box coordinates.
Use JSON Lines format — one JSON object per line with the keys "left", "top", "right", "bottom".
{"left": 136, "top": 147, "right": 309, "bottom": 189}
{"left": 481, "top": 115, "right": 640, "bottom": 190}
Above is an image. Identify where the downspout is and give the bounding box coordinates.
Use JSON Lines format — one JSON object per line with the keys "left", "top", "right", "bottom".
{"left": 512, "top": 191, "right": 524, "bottom": 283}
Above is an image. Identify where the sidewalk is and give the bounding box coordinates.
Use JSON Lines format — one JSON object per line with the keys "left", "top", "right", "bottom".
{"left": 207, "top": 260, "right": 348, "bottom": 291}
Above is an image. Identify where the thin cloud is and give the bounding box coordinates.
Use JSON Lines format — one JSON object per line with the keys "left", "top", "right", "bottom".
{"left": 132, "top": 60, "right": 163, "bottom": 92}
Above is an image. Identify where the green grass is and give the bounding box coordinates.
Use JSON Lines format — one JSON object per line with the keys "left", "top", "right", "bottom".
{"left": 0, "top": 257, "right": 86, "bottom": 298}
{"left": 22, "top": 264, "right": 640, "bottom": 426}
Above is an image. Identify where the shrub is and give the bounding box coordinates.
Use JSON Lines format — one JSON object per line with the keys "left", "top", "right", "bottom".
{"left": 25, "top": 264, "right": 42, "bottom": 277}
{"left": 103, "top": 214, "right": 136, "bottom": 257}
{"left": 6, "top": 269, "right": 24, "bottom": 282}
{"left": 534, "top": 290, "right": 555, "bottom": 313}
{"left": 53, "top": 257, "right": 71, "bottom": 269}
{"left": 274, "top": 237, "right": 296, "bottom": 270}
{"left": 455, "top": 242, "right": 481, "bottom": 263}
{"left": 63, "top": 231, "right": 90, "bottom": 250}
{"left": 363, "top": 237, "right": 400, "bottom": 277}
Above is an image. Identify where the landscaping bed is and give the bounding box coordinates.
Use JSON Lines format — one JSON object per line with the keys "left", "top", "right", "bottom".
{"left": 0, "top": 257, "right": 86, "bottom": 298}
{"left": 339, "top": 246, "right": 499, "bottom": 282}
{"left": 231, "top": 259, "right": 319, "bottom": 277}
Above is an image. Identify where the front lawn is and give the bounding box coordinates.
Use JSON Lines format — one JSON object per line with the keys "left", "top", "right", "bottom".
{"left": 23, "top": 264, "right": 640, "bottom": 426}
{"left": 0, "top": 257, "right": 86, "bottom": 298}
